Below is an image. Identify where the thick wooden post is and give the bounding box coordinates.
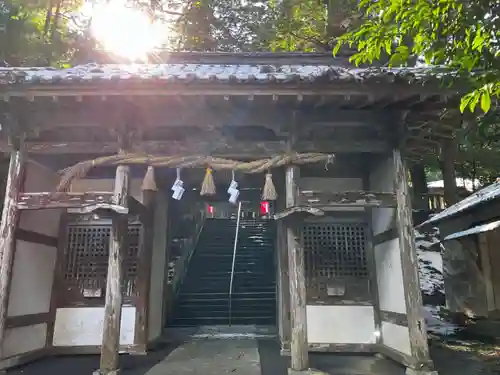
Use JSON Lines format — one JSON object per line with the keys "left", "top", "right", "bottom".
{"left": 0, "top": 148, "right": 24, "bottom": 358}
{"left": 276, "top": 199, "right": 290, "bottom": 353}
{"left": 439, "top": 138, "right": 458, "bottom": 206}
{"left": 285, "top": 165, "right": 308, "bottom": 372}
{"left": 393, "top": 149, "right": 433, "bottom": 372}
{"left": 97, "top": 165, "right": 130, "bottom": 375}
{"left": 134, "top": 167, "right": 157, "bottom": 352}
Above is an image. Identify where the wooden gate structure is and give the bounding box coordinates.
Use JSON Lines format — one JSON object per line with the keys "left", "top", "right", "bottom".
{"left": 0, "top": 52, "right": 461, "bottom": 375}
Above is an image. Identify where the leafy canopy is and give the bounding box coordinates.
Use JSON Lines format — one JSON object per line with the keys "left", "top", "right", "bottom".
{"left": 334, "top": 0, "right": 500, "bottom": 113}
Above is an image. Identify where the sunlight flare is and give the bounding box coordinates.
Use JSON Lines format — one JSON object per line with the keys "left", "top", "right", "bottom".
{"left": 81, "top": 0, "right": 169, "bottom": 61}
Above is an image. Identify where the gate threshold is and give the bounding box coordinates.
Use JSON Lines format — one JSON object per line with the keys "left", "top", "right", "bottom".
{"left": 163, "top": 325, "right": 277, "bottom": 341}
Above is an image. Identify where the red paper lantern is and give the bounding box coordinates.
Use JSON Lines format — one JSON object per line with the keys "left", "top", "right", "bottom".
{"left": 260, "top": 201, "right": 270, "bottom": 215}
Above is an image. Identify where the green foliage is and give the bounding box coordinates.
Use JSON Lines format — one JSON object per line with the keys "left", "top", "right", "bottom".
{"left": 173, "top": 0, "right": 276, "bottom": 52}
{"left": 334, "top": 0, "right": 500, "bottom": 113}
{"left": 268, "top": 0, "right": 329, "bottom": 52}
{"left": 0, "top": 0, "right": 82, "bottom": 66}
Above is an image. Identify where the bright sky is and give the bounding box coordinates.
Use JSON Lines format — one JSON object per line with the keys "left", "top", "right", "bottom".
{"left": 79, "top": 0, "right": 171, "bottom": 61}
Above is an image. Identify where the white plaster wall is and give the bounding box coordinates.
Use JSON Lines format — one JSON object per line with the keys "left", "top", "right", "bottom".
{"left": 52, "top": 307, "right": 136, "bottom": 346}
{"left": 369, "top": 156, "right": 396, "bottom": 235}
{"left": 19, "top": 160, "right": 62, "bottom": 236}
{"left": 374, "top": 239, "right": 407, "bottom": 314}
{"left": 70, "top": 178, "right": 143, "bottom": 202}
{"left": 3, "top": 161, "right": 60, "bottom": 361}
{"left": 23, "top": 160, "right": 59, "bottom": 192}
{"left": 148, "top": 193, "right": 168, "bottom": 342}
{"left": 19, "top": 209, "right": 60, "bottom": 235}
{"left": 381, "top": 321, "right": 411, "bottom": 355}
{"left": 369, "top": 155, "right": 412, "bottom": 357}
{"left": 7, "top": 242, "right": 57, "bottom": 317}
{"left": 1, "top": 324, "right": 47, "bottom": 359}
{"left": 306, "top": 305, "right": 376, "bottom": 344}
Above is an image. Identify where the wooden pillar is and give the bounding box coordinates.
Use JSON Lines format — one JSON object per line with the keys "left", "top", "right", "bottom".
{"left": 276, "top": 196, "right": 290, "bottom": 352}
{"left": 0, "top": 147, "right": 24, "bottom": 358}
{"left": 134, "top": 167, "right": 158, "bottom": 352}
{"left": 440, "top": 138, "right": 458, "bottom": 206}
{"left": 97, "top": 165, "right": 130, "bottom": 375}
{"left": 409, "top": 162, "right": 429, "bottom": 212}
{"left": 393, "top": 149, "right": 433, "bottom": 370}
{"left": 285, "top": 165, "right": 308, "bottom": 371}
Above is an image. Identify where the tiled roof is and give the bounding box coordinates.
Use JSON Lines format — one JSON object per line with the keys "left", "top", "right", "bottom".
{"left": 422, "top": 181, "right": 500, "bottom": 226}
{"left": 0, "top": 63, "right": 451, "bottom": 86}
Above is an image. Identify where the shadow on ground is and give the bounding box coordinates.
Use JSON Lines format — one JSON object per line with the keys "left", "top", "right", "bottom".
{"left": 257, "top": 340, "right": 405, "bottom": 375}
{"left": 6, "top": 342, "right": 180, "bottom": 375}
{"left": 6, "top": 339, "right": 500, "bottom": 375}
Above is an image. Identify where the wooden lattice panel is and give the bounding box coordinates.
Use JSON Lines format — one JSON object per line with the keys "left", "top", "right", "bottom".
{"left": 302, "top": 223, "right": 368, "bottom": 279}
{"left": 63, "top": 221, "right": 140, "bottom": 300}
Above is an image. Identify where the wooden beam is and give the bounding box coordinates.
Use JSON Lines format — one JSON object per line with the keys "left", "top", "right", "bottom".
{"left": 298, "top": 191, "right": 397, "bottom": 207}
{"left": 98, "top": 165, "right": 130, "bottom": 375}
{"left": 393, "top": 149, "right": 433, "bottom": 370}
{"left": 1, "top": 83, "right": 457, "bottom": 99}
{"left": 274, "top": 206, "right": 325, "bottom": 219}
{"left": 16, "top": 192, "right": 146, "bottom": 216}
{"left": 10, "top": 106, "right": 393, "bottom": 131}
{"left": 285, "top": 163, "right": 309, "bottom": 371}
{"left": 14, "top": 228, "right": 58, "bottom": 247}
{"left": 0, "top": 139, "right": 390, "bottom": 155}
{"left": 0, "top": 148, "right": 25, "bottom": 358}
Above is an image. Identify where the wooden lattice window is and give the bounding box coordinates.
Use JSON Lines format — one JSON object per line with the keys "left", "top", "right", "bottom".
{"left": 61, "top": 219, "right": 140, "bottom": 305}
{"left": 302, "top": 222, "right": 371, "bottom": 303}
{"left": 302, "top": 223, "right": 368, "bottom": 279}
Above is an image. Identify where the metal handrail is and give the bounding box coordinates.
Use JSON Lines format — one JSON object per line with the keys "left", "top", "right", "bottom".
{"left": 228, "top": 201, "right": 242, "bottom": 326}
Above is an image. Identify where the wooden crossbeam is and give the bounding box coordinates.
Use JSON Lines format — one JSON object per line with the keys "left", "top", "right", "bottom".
{"left": 274, "top": 206, "right": 325, "bottom": 220}
{"left": 0, "top": 140, "right": 390, "bottom": 155}
{"left": 298, "top": 190, "right": 397, "bottom": 207}
{"left": 16, "top": 192, "right": 146, "bottom": 216}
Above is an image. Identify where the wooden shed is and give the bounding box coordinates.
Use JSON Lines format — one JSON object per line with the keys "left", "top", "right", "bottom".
{"left": 422, "top": 182, "right": 500, "bottom": 324}
{"left": 0, "top": 52, "right": 460, "bottom": 375}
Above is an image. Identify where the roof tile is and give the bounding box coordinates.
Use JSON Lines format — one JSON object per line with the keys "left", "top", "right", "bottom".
{"left": 423, "top": 181, "right": 500, "bottom": 226}
{"left": 0, "top": 63, "right": 451, "bottom": 86}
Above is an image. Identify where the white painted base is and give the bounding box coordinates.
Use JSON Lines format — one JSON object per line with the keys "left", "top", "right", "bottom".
{"left": 306, "top": 305, "right": 376, "bottom": 344}
{"left": 53, "top": 307, "right": 136, "bottom": 347}
{"left": 406, "top": 368, "right": 438, "bottom": 375}
{"left": 93, "top": 370, "right": 120, "bottom": 375}
{"left": 288, "top": 369, "right": 328, "bottom": 375}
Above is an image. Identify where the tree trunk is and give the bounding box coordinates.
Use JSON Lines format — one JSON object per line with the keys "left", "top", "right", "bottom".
{"left": 440, "top": 139, "right": 459, "bottom": 206}
{"left": 327, "top": 0, "right": 350, "bottom": 38}
{"left": 409, "top": 162, "right": 428, "bottom": 211}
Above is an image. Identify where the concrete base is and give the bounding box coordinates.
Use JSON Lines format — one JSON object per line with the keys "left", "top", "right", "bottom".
{"left": 405, "top": 368, "right": 438, "bottom": 375}
{"left": 288, "top": 369, "right": 329, "bottom": 375}
{"left": 92, "top": 369, "right": 120, "bottom": 375}
{"left": 145, "top": 339, "right": 261, "bottom": 375}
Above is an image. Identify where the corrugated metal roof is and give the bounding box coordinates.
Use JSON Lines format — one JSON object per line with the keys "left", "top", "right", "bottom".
{"left": 443, "top": 220, "right": 500, "bottom": 241}
{"left": 0, "top": 63, "right": 451, "bottom": 86}
{"left": 423, "top": 181, "right": 500, "bottom": 226}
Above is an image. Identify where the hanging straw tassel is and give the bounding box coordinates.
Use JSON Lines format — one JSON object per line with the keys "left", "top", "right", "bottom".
{"left": 262, "top": 172, "right": 278, "bottom": 201}
{"left": 200, "top": 167, "right": 216, "bottom": 196}
{"left": 141, "top": 166, "right": 158, "bottom": 192}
